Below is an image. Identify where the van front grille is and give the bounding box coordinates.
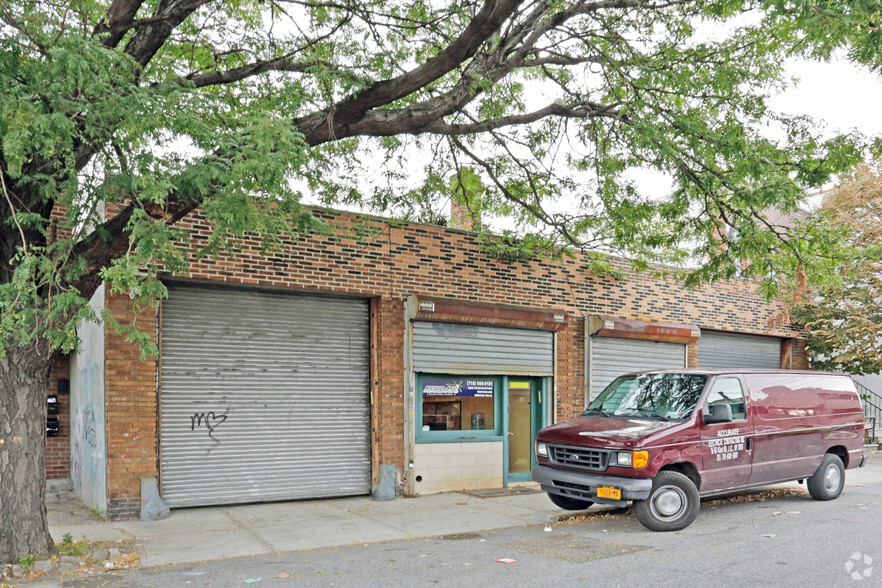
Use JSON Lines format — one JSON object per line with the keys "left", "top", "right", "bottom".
{"left": 548, "top": 445, "right": 609, "bottom": 471}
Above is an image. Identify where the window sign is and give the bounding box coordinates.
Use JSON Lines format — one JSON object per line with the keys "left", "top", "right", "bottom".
{"left": 417, "top": 374, "right": 500, "bottom": 438}
{"left": 421, "top": 378, "right": 495, "bottom": 398}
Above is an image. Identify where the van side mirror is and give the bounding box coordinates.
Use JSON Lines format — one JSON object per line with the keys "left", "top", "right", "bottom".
{"left": 703, "top": 403, "right": 733, "bottom": 425}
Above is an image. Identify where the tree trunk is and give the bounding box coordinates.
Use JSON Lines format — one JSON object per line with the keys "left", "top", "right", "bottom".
{"left": 0, "top": 344, "right": 55, "bottom": 563}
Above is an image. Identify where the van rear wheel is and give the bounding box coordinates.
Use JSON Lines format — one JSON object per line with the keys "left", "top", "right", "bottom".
{"left": 547, "top": 493, "right": 594, "bottom": 510}
{"left": 807, "top": 454, "right": 845, "bottom": 501}
{"left": 634, "top": 471, "right": 700, "bottom": 532}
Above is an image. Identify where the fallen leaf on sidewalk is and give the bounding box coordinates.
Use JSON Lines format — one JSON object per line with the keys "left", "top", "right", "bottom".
{"left": 762, "top": 534, "right": 776, "bottom": 538}
{"left": 705, "top": 488, "right": 806, "bottom": 507}
{"left": 496, "top": 558, "right": 517, "bottom": 564}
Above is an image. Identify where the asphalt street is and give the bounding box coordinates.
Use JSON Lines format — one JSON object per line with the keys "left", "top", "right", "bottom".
{"left": 50, "top": 461, "right": 881, "bottom": 588}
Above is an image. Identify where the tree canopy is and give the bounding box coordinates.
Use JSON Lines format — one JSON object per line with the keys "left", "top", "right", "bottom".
{"left": 1, "top": 0, "right": 874, "bottom": 362}
{"left": 793, "top": 158, "right": 882, "bottom": 375}
{"left": 778, "top": 0, "right": 882, "bottom": 70}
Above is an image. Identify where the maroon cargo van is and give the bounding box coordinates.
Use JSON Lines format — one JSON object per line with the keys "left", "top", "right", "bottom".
{"left": 532, "top": 370, "right": 866, "bottom": 531}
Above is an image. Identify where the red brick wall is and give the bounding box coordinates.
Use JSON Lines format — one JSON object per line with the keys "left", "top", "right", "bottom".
{"left": 93, "top": 206, "right": 805, "bottom": 514}
{"left": 376, "top": 297, "right": 405, "bottom": 470}
{"left": 555, "top": 317, "right": 585, "bottom": 420}
{"left": 686, "top": 342, "right": 699, "bottom": 368}
{"left": 168, "top": 209, "right": 797, "bottom": 337}
{"left": 792, "top": 338, "right": 811, "bottom": 370}
{"left": 104, "top": 294, "right": 158, "bottom": 520}
{"left": 46, "top": 355, "right": 71, "bottom": 479}
{"left": 45, "top": 206, "right": 74, "bottom": 480}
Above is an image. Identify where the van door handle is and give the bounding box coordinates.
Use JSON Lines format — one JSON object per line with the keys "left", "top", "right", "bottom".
{"left": 746, "top": 438, "right": 752, "bottom": 451}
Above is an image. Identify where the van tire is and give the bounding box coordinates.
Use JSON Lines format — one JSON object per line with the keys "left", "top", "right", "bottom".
{"left": 634, "top": 471, "right": 700, "bottom": 532}
{"left": 547, "top": 493, "right": 594, "bottom": 511}
{"left": 807, "top": 454, "right": 845, "bottom": 501}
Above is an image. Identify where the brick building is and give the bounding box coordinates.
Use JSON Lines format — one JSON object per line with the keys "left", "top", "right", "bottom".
{"left": 46, "top": 207, "right": 808, "bottom": 520}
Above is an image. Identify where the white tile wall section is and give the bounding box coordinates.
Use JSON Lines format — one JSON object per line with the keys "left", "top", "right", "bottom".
{"left": 413, "top": 441, "right": 504, "bottom": 494}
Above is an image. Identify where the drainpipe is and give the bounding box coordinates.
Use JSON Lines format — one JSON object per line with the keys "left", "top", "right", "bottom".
{"left": 584, "top": 315, "right": 591, "bottom": 407}
{"left": 404, "top": 295, "right": 418, "bottom": 496}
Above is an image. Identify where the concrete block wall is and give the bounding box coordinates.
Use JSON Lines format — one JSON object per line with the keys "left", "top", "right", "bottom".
{"left": 412, "top": 442, "right": 504, "bottom": 494}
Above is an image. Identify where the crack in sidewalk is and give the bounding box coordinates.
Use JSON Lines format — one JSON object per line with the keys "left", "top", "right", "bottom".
{"left": 222, "top": 510, "right": 278, "bottom": 553}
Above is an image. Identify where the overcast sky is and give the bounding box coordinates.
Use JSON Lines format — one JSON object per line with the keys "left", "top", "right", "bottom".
{"left": 773, "top": 57, "right": 882, "bottom": 139}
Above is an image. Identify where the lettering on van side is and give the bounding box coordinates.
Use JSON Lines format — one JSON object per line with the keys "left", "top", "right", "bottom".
{"left": 709, "top": 429, "right": 744, "bottom": 461}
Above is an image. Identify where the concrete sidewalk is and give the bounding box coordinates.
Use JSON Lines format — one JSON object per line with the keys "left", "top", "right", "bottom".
{"left": 44, "top": 451, "right": 882, "bottom": 570}
{"left": 48, "top": 487, "right": 564, "bottom": 567}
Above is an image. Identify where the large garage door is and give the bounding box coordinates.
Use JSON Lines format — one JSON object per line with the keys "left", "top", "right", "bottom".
{"left": 589, "top": 338, "right": 686, "bottom": 399}
{"left": 160, "top": 285, "right": 370, "bottom": 508}
{"left": 698, "top": 331, "right": 781, "bottom": 370}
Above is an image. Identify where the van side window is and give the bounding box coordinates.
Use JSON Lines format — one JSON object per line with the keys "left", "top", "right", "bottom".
{"left": 704, "top": 378, "right": 746, "bottom": 421}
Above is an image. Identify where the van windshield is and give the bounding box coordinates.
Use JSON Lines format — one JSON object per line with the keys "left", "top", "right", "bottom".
{"left": 583, "top": 374, "right": 708, "bottom": 421}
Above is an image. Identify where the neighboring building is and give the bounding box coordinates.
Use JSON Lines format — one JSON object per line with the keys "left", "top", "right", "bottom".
{"left": 45, "top": 206, "right": 808, "bottom": 520}
{"left": 855, "top": 374, "right": 882, "bottom": 393}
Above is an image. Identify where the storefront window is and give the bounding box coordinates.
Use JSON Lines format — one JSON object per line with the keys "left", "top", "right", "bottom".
{"left": 417, "top": 375, "right": 499, "bottom": 438}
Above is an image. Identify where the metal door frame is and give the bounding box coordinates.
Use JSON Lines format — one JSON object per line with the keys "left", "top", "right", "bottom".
{"left": 504, "top": 376, "right": 548, "bottom": 485}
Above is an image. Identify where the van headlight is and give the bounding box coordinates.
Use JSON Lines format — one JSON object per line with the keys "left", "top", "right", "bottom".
{"left": 615, "top": 450, "right": 648, "bottom": 469}
{"left": 536, "top": 442, "right": 548, "bottom": 458}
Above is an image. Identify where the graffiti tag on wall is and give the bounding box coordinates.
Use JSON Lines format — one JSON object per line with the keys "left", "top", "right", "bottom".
{"left": 71, "top": 360, "right": 105, "bottom": 507}
{"left": 191, "top": 412, "right": 227, "bottom": 441}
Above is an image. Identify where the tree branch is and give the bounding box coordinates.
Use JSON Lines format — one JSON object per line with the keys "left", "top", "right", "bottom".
{"left": 293, "top": 0, "right": 523, "bottom": 143}
{"left": 67, "top": 194, "right": 201, "bottom": 300}
{"left": 0, "top": 173, "right": 27, "bottom": 258}
{"left": 450, "top": 135, "right": 585, "bottom": 248}
{"left": 419, "top": 101, "right": 620, "bottom": 134}
{"left": 186, "top": 57, "right": 319, "bottom": 87}
{"left": 123, "top": 0, "right": 213, "bottom": 67}
{"left": 93, "top": 0, "right": 146, "bottom": 48}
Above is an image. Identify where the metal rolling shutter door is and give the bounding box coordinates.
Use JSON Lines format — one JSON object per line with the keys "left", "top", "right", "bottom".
{"left": 413, "top": 322, "right": 553, "bottom": 376}
{"left": 698, "top": 331, "right": 782, "bottom": 369}
{"left": 160, "top": 285, "right": 370, "bottom": 508}
{"left": 589, "top": 338, "right": 686, "bottom": 399}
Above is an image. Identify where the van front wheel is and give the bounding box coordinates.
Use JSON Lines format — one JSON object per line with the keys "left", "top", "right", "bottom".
{"left": 807, "top": 454, "right": 845, "bottom": 501}
{"left": 634, "top": 472, "right": 700, "bottom": 532}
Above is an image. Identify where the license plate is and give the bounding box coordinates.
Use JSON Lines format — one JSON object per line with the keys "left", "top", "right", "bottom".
{"left": 596, "top": 486, "right": 621, "bottom": 500}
